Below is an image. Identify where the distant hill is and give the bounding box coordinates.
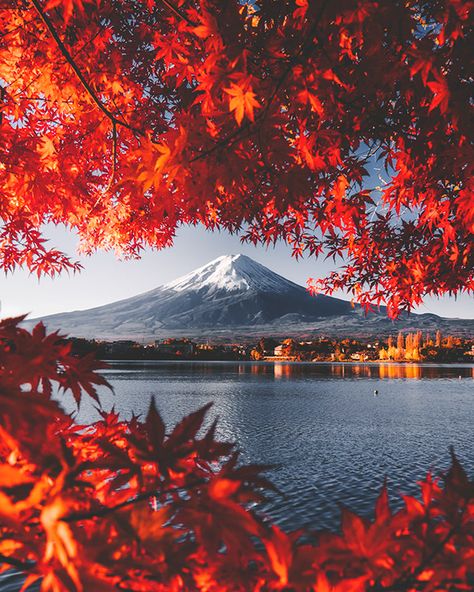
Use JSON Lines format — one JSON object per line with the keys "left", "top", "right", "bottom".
{"left": 23, "top": 254, "right": 474, "bottom": 340}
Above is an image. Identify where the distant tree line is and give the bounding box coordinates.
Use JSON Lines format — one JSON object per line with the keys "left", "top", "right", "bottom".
{"left": 65, "top": 332, "right": 473, "bottom": 363}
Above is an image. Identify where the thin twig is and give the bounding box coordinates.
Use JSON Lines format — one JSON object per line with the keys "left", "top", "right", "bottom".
{"left": 29, "top": 0, "right": 137, "bottom": 213}
{"left": 0, "top": 553, "right": 33, "bottom": 571}
{"left": 29, "top": 0, "right": 140, "bottom": 136}
{"left": 160, "top": 0, "right": 197, "bottom": 27}
{"left": 61, "top": 490, "right": 157, "bottom": 522}
{"left": 88, "top": 120, "right": 118, "bottom": 213}
{"left": 62, "top": 478, "right": 206, "bottom": 523}
{"left": 0, "top": 86, "right": 5, "bottom": 126}
{"left": 112, "top": 120, "right": 118, "bottom": 176}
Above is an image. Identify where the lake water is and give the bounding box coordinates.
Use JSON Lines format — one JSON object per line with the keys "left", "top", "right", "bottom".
{"left": 67, "top": 361, "right": 474, "bottom": 532}
{"left": 2, "top": 361, "right": 473, "bottom": 592}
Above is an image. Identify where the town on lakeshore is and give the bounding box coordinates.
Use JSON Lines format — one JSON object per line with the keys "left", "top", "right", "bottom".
{"left": 69, "top": 330, "right": 474, "bottom": 364}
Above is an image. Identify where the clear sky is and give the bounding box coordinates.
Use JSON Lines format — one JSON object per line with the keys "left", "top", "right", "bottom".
{"left": 1, "top": 223, "right": 472, "bottom": 320}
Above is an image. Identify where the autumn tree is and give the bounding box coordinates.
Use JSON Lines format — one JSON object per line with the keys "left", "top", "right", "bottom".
{"left": 412, "top": 331, "right": 422, "bottom": 360}
{"left": 1, "top": 1, "right": 474, "bottom": 589}
{"left": 396, "top": 331, "right": 405, "bottom": 359}
{"left": 403, "top": 332, "right": 422, "bottom": 361}
{"left": 250, "top": 347, "right": 264, "bottom": 360}
{"left": 405, "top": 333, "right": 413, "bottom": 357}
{"left": 276, "top": 338, "right": 296, "bottom": 359}
{"left": 256, "top": 337, "right": 279, "bottom": 356}
{"left": 414, "top": 331, "right": 422, "bottom": 349}
{"left": 0, "top": 0, "right": 472, "bottom": 316}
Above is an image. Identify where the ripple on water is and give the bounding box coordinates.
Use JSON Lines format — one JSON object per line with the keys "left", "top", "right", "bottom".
{"left": 60, "top": 361, "right": 473, "bottom": 533}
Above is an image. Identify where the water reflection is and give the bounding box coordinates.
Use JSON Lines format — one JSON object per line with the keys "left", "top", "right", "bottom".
{"left": 274, "top": 363, "right": 292, "bottom": 378}
{"left": 107, "top": 360, "right": 474, "bottom": 381}
{"left": 378, "top": 364, "right": 421, "bottom": 379}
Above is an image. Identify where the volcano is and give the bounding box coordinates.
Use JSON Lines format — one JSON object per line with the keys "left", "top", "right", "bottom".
{"left": 25, "top": 254, "right": 473, "bottom": 340}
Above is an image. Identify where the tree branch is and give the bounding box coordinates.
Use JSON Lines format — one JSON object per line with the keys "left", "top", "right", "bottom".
{"left": 88, "top": 119, "right": 119, "bottom": 214}
{"left": 29, "top": 0, "right": 140, "bottom": 136}
{"left": 61, "top": 478, "right": 206, "bottom": 523}
{"left": 160, "top": 0, "right": 197, "bottom": 27}
{"left": 371, "top": 494, "right": 472, "bottom": 592}
{"left": 190, "top": 0, "right": 329, "bottom": 164}
{"left": 0, "top": 86, "right": 5, "bottom": 126}
{"left": 0, "top": 554, "right": 33, "bottom": 571}
{"left": 61, "top": 490, "right": 157, "bottom": 522}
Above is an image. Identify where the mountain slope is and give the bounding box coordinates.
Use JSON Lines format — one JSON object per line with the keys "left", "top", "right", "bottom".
{"left": 24, "top": 255, "right": 473, "bottom": 340}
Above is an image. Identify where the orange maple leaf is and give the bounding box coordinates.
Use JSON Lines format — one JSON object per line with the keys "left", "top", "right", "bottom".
{"left": 333, "top": 175, "right": 349, "bottom": 200}
{"left": 294, "top": 0, "right": 308, "bottom": 20}
{"left": 224, "top": 83, "right": 260, "bottom": 126}
{"left": 209, "top": 477, "right": 240, "bottom": 500}
{"left": 297, "top": 89, "right": 324, "bottom": 116}
{"left": 137, "top": 139, "right": 171, "bottom": 191}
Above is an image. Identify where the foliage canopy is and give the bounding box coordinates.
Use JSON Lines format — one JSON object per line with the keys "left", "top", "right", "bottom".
{"left": 0, "top": 0, "right": 472, "bottom": 315}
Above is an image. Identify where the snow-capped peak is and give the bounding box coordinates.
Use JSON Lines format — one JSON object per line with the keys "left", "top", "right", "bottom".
{"left": 163, "top": 254, "right": 299, "bottom": 294}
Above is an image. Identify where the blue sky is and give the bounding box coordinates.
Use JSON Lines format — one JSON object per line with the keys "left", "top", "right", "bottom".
{"left": 1, "top": 223, "right": 472, "bottom": 320}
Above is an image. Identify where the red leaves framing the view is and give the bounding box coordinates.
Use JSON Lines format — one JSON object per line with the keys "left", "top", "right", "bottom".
{"left": 0, "top": 318, "right": 473, "bottom": 591}
{"left": 0, "top": 0, "right": 472, "bottom": 315}
{"left": 0, "top": 1, "right": 473, "bottom": 587}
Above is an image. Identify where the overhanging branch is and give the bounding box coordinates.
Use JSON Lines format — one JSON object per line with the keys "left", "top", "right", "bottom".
{"left": 160, "top": 0, "right": 197, "bottom": 27}
{"left": 29, "top": 0, "right": 140, "bottom": 136}
{"left": 190, "top": 0, "right": 329, "bottom": 163}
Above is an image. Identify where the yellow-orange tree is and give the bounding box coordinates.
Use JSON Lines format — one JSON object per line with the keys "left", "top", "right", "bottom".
{"left": 0, "top": 0, "right": 472, "bottom": 315}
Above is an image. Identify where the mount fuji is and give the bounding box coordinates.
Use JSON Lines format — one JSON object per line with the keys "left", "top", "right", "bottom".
{"left": 24, "top": 254, "right": 473, "bottom": 340}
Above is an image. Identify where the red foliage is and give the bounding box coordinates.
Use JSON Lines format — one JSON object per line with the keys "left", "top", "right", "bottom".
{"left": 0, "top": 317, "right": 473, "bottom": 591}
{"left": 0, "top": 2, "right": 473, "bottom": 587}
{"left": 0, "top": 1, "right": 472, "bottom": 315}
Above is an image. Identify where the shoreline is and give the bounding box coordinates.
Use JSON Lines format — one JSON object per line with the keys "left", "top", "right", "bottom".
{"left": 102, "top": 358, "right": 474, "bottom": 367}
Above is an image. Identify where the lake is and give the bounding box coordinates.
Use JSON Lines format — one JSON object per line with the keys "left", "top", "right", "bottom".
{"left": 3, "top": 361, "right": 473, "bottom": 592}
{"left": 68, "top": 360, "right": 474, "bottom": 532}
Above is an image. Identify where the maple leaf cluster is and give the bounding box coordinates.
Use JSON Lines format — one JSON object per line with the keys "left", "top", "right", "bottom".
{"left": 0, "top": 0, "right": 472, "bottom": 316}
{"left": 0, "top": 316, "right": 473, "bottom": 591}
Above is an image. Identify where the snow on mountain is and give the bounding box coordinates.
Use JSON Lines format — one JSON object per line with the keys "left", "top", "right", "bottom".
{"left": 164, "top": 254, "right": 299, "bottom": 294}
